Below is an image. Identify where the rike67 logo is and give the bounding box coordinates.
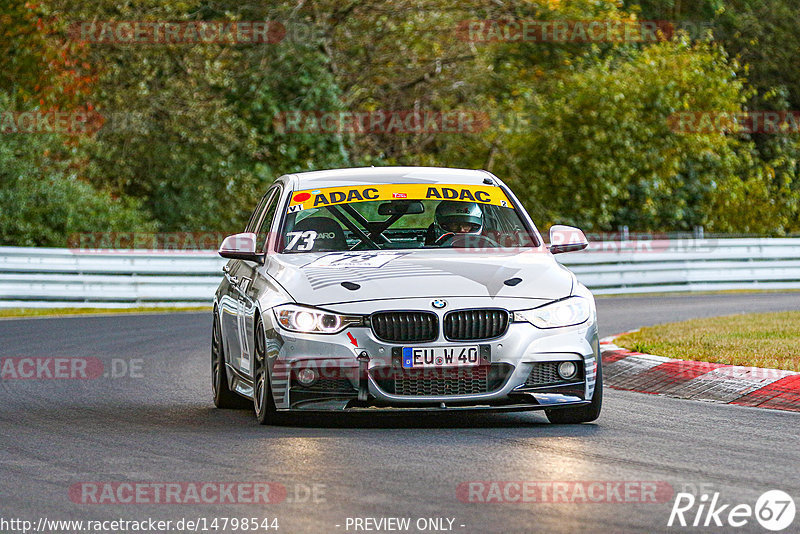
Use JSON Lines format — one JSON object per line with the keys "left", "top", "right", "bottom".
{"left": 669, "top": 489, "right": 795, "bottom": 531}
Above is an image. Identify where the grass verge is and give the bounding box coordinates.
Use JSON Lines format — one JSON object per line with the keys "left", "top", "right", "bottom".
{"left": 615, "top": 311, "right": 800, "bottom": 372}
{"left": 0, "top": 306, "right": 211, "bottom": 319}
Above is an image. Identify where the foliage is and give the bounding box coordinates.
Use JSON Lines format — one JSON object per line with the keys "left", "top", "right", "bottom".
{"left": 1, "top": 0, "right": 799, "bottom": 244}
{"left": 0, "top": 119, "right": 155, "bottom": 247}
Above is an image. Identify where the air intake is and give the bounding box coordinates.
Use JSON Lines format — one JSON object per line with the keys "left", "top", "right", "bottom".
{"left": 444, "top": 309, "right": 510, "bottom": 341}
{"left": 370, "top": 311, "right": 439, "bottom": 343}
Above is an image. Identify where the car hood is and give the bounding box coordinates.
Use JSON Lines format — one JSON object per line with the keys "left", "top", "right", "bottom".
{"left": 264, "top": 249, "right": 574, "bottom": 307}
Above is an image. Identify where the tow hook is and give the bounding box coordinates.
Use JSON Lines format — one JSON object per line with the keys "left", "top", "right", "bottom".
{"left": 357, "top": 350, "right": 370, "bottom": 401}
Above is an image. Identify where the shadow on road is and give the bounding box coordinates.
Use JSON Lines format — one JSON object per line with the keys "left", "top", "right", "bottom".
{"left": 205, "top": 407, "right": 605, "bottom": 435}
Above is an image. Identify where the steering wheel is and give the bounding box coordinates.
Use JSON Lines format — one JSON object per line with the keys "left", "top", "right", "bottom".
{"left": 451, "top": 234, "right": 500, "bottom": 248}
{"left": 433, "top": 232, "right": 456, "bottom": 246}
{"left": 434, "top": 233, "right": 501, "bottom": 248}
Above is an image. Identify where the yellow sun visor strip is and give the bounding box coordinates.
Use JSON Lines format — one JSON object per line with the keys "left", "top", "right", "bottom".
{"left": 288, "top": 184, "right": 514, "bottom": 211}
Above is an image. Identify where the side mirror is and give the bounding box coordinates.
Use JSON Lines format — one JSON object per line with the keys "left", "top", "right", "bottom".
{"left": 549, "top": 225, "right": 589, "bottom": 254}
{"left": 218, "top": 232, "right": 264, "bottom": 263}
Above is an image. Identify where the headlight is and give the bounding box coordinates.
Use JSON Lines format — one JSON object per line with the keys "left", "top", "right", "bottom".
{"left": 273, "top": 304, "right": 362, "bottom": 334}
{"left": 513, "top": 297, "right": 592, "bottom": 329}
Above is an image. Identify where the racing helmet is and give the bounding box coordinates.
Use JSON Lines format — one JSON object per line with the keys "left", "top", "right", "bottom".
{"left": 434, "top": 201, "right": 484, "bottom": 236}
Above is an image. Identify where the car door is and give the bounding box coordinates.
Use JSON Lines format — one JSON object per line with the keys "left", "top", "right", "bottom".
{"left": 219, "top": 190, "right": 272, "bottom": 374}
{"left": 219, "top": 259, "right": 243, "bottom": 367}
{"left": 235, "top": 185, "right": 282, "bottom": 378}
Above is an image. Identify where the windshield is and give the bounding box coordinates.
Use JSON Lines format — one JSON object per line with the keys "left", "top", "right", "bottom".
{"left": 279, "top": 183, "right": 538, "bottom": 253}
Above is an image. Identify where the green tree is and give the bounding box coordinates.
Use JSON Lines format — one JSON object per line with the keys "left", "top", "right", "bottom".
{"left": 51, "top": 0, "right": 351, "bottom": 232}
{"left": 0, "top": 115, "right": 155, "bottom": 247}
{"left": 0, "top": 1, "right": 154, "bottom": 246}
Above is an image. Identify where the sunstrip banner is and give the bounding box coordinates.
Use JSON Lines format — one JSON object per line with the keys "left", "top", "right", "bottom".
{"left": 288, "top": 184, "right": 513, "bottom": 210}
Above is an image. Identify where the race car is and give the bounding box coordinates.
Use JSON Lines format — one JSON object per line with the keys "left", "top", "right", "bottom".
{"left": 212, "top": 167, "right": 601, "bottom": 424}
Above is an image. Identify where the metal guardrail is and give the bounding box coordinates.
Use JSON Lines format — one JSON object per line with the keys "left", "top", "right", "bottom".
{"left": 560, "top": 237, "right": 800, "bottom": 295}
{"left": 1, "top": 238, "right": 799, "bottom": 307}
{"left": 0, "top": 247, "right": 226, "bottom": 308}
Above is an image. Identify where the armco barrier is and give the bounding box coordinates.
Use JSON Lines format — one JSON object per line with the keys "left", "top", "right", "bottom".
{"left": 0, "top": 238, "right": 799, "bottom": 307}
{"left": 0, "top": 247, "right": 226, "bottom": 308}
{"left": 560, "top": 237, "right": 800, "bottom": 295}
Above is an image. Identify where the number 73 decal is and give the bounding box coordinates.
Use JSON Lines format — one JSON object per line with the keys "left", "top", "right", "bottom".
{"left": 285, "top": 231, "right": 317, "bottom": 251}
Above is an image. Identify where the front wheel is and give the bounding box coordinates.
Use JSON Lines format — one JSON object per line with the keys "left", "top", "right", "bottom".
{"left": 253, "top": 318, "right": 277, "bottom": 425}
{"left": 545, "top": 360, "right": 603, "bottom": 424}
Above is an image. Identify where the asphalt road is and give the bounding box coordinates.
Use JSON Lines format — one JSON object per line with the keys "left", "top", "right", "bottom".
{"left": 1, "top": 293, "right": 799, "bottom": 534}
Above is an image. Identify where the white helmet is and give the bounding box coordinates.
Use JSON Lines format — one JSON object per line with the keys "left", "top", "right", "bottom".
{"left": 434, "top": 201, "right": 483, "bottom": 235}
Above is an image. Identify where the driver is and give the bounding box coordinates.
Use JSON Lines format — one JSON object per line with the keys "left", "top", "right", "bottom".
{"left": 428, "top": 201, "right": 484, "bottom": 244}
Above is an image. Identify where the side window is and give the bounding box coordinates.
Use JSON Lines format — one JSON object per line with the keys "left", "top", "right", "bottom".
{"left": 254, "top": 187, "right": 281, "bottom": 252}
{"left": 245, "top": 193, "right": 270, "bottom": 233}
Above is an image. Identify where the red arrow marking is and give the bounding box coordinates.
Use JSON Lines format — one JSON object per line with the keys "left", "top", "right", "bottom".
{"left": 347, "top": 332, "right": 358, "bottom": 348}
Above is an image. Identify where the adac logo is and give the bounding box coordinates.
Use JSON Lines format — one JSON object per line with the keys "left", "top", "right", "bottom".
{"left": 432, "top": 299, "right": 447, "bottom": 309}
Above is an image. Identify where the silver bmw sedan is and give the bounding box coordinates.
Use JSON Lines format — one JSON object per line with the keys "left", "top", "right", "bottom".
{"left": 212, "top": 167, "right": 601, "bottom": 424}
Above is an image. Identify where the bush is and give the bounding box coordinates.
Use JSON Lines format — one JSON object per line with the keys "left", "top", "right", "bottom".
{"left": 0, "top": 134, "right": 155, "bottom": 247}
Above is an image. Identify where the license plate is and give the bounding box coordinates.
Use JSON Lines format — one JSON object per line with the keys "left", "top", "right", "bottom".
{"left": 402, "top": 346, "right": 480, "bottom": 369}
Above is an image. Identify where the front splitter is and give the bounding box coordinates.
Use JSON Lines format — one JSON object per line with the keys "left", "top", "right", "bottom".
{"left": 284, "top": 396, "right": 590, "bottom": 412}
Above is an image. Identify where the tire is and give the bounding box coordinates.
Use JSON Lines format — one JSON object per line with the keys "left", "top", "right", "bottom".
{"left": 212, "top": 312, "right": 250, "bottom": 409}
{"left": 253, "top": 318, "right": 277, "bottom": 425}
{"left": 545, "top": 360, "right": 603, "bottom": 424}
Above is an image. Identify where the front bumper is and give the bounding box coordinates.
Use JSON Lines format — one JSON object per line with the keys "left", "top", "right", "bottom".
{"left": 265, "top": 307, "right": 599, "bottom": 412}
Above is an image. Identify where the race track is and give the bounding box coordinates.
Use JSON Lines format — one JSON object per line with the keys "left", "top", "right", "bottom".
{"left": 1, "top": 293, "right": 799, "bottom": 534}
